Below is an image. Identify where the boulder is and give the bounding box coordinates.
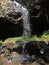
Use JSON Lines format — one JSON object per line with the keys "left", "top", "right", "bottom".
{"left": 0, "top": 0, "right": 23, "bottom": 39}
{"left": 25, "top": 41, "right": 48, "bottom": 56}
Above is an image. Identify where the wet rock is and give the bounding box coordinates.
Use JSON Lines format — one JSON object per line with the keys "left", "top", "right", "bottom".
{"left": 5, "top": 41, "right": 25, "bottom": 53}
{"left": 15, "top": 40, "right": 26, "bottom": 54}
{"left": 0, "top": 47, "right": 10, "bottom": 57}
{"left": 25, "top": 41, "right": 46, "bottom": 56}
{"left": 6, "top": 43, "right": 19, "bottom": 52}
{"left": 0, "top": 40, "right": 25, "bottom": 57}
{"left": 11, "top": 52, "right": 20, "bottom": 56}
{"left": 0, "top": 0, "right": 23, "bottom": 39}
{"left": 22, "top": 55, "right": 36, "bottom": 63}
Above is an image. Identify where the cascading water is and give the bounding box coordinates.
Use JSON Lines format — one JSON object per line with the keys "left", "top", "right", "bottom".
{"left": 9, "top": 0, "right": 31, "bottom": 36}
{"left": 22, "top": 7, "right": 31, "bottom": 36}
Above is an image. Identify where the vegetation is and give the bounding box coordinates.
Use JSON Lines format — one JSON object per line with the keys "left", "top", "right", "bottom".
{"left": 1, "top": 31, "right": 49, "bottom": 44}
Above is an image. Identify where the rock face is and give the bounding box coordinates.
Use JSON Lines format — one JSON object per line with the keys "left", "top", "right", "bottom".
{"left": 30, "top": 0, "right": 49, "bottom": 36}
{"left": 0, "top": 0, "right": 23, "bottom": 39}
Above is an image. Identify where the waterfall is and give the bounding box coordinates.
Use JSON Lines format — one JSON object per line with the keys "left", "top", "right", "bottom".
{"left": 22, "top": 7, "right": 31, "bottom": 36}
{"left": 9, "top": 0, "right": 31, "bottom": 36}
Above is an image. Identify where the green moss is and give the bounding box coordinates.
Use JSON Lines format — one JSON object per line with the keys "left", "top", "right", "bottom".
{"left": 31, "top": 35, "right": 39, "bottom": 41}
{"left": 1, "top": 31, "right": 49, "bottom": 44}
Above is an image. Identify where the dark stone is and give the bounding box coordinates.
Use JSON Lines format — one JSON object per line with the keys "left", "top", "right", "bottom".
{"left": 6, "top": 43, "right": 19, "bottom": 52}
{"left": 0, "top": 16, "right": 23, "bottom": 40}
{"left": 15, "top": 46, "right": 23, "bottom": 54}
{"left": 43, "top": 46, "right": 49, "bottom": 62}
{"left": 30, "top": 0, "right": 49, "bottom": 36}
{"left": 15, "top": 40, "right": 26, "bottom": 54}
{"left": 24, "top": 41, "right": 49, "bottom": 62}
{"left": 25, "top": 41, "right": 47, "bottom": 56}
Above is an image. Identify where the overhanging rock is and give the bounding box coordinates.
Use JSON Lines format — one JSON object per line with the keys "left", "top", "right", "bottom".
{"left": 0, "top": 1, "right": 23, "bottom": 39}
